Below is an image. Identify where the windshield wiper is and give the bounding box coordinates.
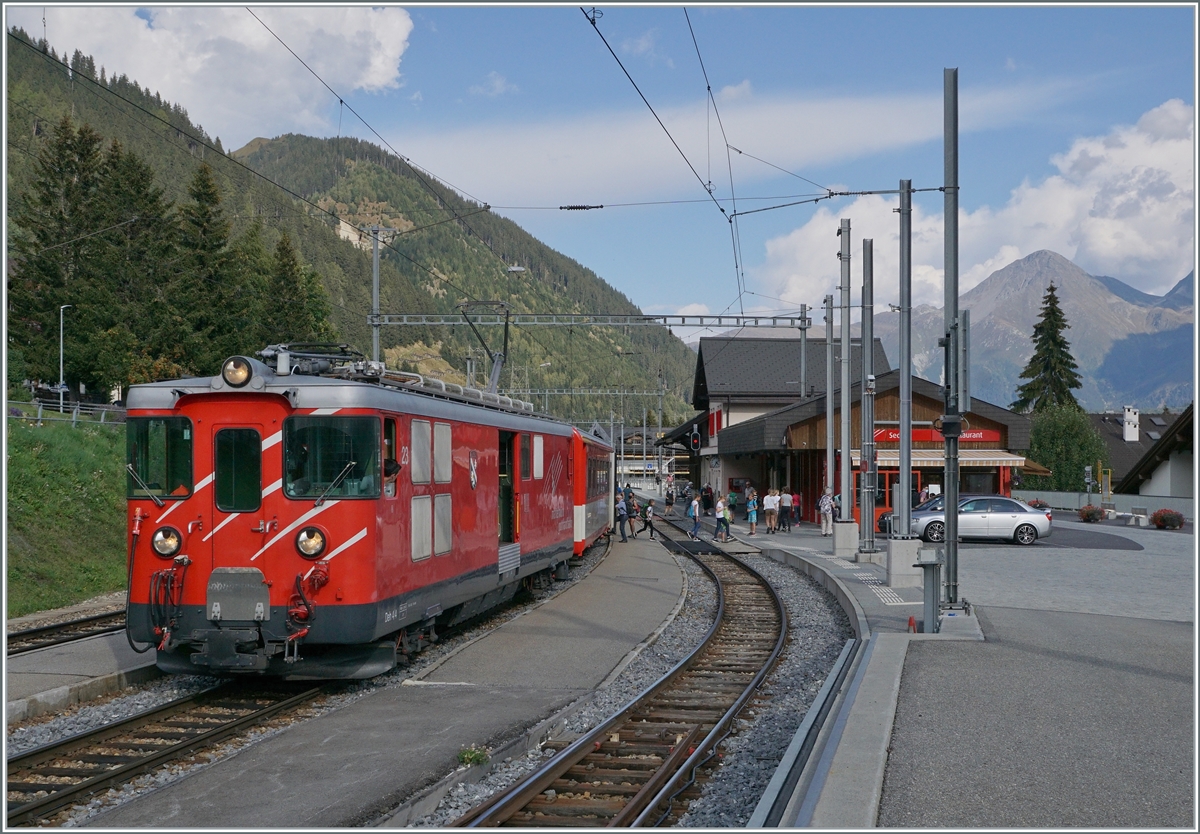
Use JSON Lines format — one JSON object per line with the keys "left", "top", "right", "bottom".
{"left": 126, "top": 464, "right": 165, "bottom": 508}
{"left": 315, "top": 461, "right": 356, "bottom": 507}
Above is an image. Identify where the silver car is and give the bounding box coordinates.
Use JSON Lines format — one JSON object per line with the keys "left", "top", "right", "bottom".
{"left": 909, "top": 495, "right": 1052, "bottom": 545}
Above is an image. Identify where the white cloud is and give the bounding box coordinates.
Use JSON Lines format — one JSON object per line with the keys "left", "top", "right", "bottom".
{"left": 620, "top": 29, "right": 673, "bottom": 68}
{"left": 755, "top": 99, "right": 1195, "bottom": 306}
{"left": 6, "top": 6, "right": 414, "bottom": 146}
{"left": 469, "top": 71, "right": 517, "bottom": 98}
{"left": 718, "top": 80, "right": 753, "bottom": 102}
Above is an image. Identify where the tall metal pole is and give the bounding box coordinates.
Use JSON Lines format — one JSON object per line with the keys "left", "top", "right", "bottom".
{"left": 371, "top": 225, "right": 381, "bottom": 363}
{"left": 59, "top": 304, "right": 72, "bottom": 413}
{"left": 798, "top": 303, "right": 808, "bottom": 397}
{"left": 642, "top": 409, "right": 647, "bottom": 489}
{"left": 861, "top": 239, "right": 877, "bottom": 553}
{"left": 838, "top": 220, "right": 853, "bottom": 522}
{"left": 943, "top": 67, "right": 962, "bottom": 604}
{"left": 898, "top": 180, "right": 913, "bottom": 537}
{"left": 824, "top": 294, "right": 835, "bottom": 494}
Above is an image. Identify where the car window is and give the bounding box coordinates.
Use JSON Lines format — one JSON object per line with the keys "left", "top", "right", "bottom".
{"left": 991, "top": 499, "right": 1023, "bottom": 513}
{"left": 960, "top": 498, "right": 990, "bottom": 513}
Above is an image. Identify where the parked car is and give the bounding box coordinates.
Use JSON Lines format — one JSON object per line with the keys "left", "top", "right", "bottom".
{"left": 879, "top": 494, "right": 1052, "bottom": 545}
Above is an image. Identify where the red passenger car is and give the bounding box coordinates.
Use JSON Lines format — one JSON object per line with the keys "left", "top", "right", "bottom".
{"left": 125, "top": 345, "right": 613, "bottom": 679}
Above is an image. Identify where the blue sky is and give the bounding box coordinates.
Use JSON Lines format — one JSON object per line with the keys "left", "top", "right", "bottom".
{"left": 6, "top": 4, "right": 1196, "bottom": 323}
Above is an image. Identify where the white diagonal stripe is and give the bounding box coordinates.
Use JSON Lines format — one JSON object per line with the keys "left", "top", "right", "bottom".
{"left": 250, "top": 500, "right": 340, "bottom": 561}
{"left": 262, "top": 431, "right": 283, "bottom": 450}
{"left": 156, "top": 472, "right": 214, "bottom": 523}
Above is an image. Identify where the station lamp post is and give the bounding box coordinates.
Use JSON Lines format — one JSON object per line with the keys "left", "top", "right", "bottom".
{"left": 59, "top": 304, "right": 73, "bottom": 413}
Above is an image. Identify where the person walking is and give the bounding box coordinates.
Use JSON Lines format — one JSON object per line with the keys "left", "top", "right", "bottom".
{"left": 701, "top": 484, "right": 714, "bottom": 516}
{"left": 791, "top": 489, "right": 802, "bottom": 526}
{"left": 664, "top": 487, "right": 676, "bottom": 516}
{"left": 727, "top": 489, "right": 737, "bottom": 520}
{"left": 764, "top": 489, "right": 779, "bottom": 534}
{"left": 819, "top": 487, "right": 835, "bottom": 536}
{"left": 779, "top": 489, "right": 793, "bottom": 532}
{"left": 746, "top": 489, "right": 759, "bottom": 537}
{"left": 714, "top": 494, "right": 730, "bottom": 542}
{"left": 628, "top": 496, "right": 641, "bottom": 538}
{"left": 616, "top": 495, "right": 629, "bottom": 542}
{"left": 637, "top": 499, "right": 659, "bottom": 540}
{"left": 688, "top": 492, "right": 702, "bottom": 540}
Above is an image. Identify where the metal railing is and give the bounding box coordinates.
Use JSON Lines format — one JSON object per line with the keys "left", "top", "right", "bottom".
{"left": 7, "top": 401, "right": 126, "bottom": 428}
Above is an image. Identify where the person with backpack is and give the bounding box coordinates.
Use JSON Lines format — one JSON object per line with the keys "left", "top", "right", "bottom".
{"left": 688, "top": 493, "right": 702, "bottom": 540}
{"left": 637, "top": 499, "right": 658, "bottom": 540}
{"left": 779, "top": 489, "right": 793, "bottom": 532}
{"left": 616, "top": 495, "right": 629, "bottom": 542}
{"left": 819, "top": 487, "right": 835, "bottom": 536}
{"left": 628, "top": 496, "right": 641, "bottom": 538}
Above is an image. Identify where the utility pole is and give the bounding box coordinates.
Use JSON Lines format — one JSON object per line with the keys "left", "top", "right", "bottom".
{"left": 370, "top": 224, "right": 399, "bottom": 364}
{"left": 798, "top": 303, "right": 809, "bottom": 398}
{"left": 897, "top": 180, "right": 914, "bottom": 538}
{"left": 824, "top": 295, "right": 835, "bottom": 494}
{"left": 838, "top": 219, "right": 853, "bottom": 531}
{"left": 942, "top": 67, "right": 963, "bottom": 607}
{"left": 59, "top": 304, "right": 72, "bottom": 413}
{"left": 860, "top": 239, "right": 878, "bottom": 555}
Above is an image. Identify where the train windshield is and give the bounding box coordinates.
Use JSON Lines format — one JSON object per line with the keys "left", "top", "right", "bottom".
{"left": 127, "top": 417, "right": 193, "bottom": 499}
{"left": 283, "top": 416, "right": 380, "bottom": 499}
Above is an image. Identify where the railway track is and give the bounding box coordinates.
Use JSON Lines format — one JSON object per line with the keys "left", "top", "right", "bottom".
{"left": 6, "top": 611, "right": 127, "bottom": 657}
{"left": 5, "top": 683, "right": 323, "bottom": 826}
{"left": 451, "top": 520, "right": 787, "bottom": 827}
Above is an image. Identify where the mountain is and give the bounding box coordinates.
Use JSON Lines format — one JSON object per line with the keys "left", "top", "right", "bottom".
{"left": 4, "top": 28, "right": 698, "bottom": 424}
{"left": 873, "top": 250, "right": 1194, "bottom": 411}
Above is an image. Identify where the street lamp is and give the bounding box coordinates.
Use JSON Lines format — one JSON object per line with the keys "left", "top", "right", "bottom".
{"left": 59, "top": 304, "right": 72, "bottom": 413}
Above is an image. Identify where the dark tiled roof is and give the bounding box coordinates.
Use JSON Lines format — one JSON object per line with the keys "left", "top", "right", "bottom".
{"left": 692, "top": 336, "right": 891, "bottom": 410}
{"left": 1087, "top": 413, "right": 1158, "bottom": 481}
{"left": 1115, "top": 404, "right": 1194, "bottom": 494}
{"left": 717, "top": 369, "right": 1032, "bottom": 455}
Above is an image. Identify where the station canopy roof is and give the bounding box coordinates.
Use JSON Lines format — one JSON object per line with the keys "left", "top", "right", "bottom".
{"left": 850, "top": 449, "right": 1028, "bottom": 468}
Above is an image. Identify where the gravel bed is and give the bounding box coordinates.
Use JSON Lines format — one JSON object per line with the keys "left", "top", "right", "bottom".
{"left": 7, "top": 542, "right": 613, "bottom": 827}
{"left": 677, "top": 552, "right": 852, "bottom": 827}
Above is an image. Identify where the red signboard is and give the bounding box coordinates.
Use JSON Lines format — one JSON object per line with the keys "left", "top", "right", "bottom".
{"left": 873, "top": 427, "right": 1000, "bottom": 443}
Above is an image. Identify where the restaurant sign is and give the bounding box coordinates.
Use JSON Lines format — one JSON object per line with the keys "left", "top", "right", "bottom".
{"left": 873, "top": 427, "right": 1001, "bottom": 443}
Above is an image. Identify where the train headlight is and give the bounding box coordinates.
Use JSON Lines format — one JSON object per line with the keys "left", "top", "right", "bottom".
{"left": 296, "top": 527, "right": 326, "bottom": 559}
{"left": 151, "top": 526, "right": 182, "bottom": 558}
{"left": 222, "top": 356, "right": 252, "bottom": 387}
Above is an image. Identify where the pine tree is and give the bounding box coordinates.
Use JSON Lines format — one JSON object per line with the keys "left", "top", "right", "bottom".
{"left": 1010, "top": 283, "right": 1083, "bottom": 413}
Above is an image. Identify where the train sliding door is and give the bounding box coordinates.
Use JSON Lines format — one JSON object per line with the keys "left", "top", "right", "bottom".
{"left": 498, "top": 431, "right": 514, "bottom": 544}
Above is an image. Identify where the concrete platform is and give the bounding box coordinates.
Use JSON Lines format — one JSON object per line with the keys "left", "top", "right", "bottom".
{"left": 82, "top": 535, "right": 684, "bottom": 827}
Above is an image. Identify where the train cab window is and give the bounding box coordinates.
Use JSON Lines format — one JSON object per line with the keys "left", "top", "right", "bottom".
{"left": 520, "top": 434, "right": 531, "bottom": 480}
{"left": 411, "top": 420, "right": 431, "bottom": 484}
{"left": 283, "top": 416, "right": 380, "bottom": 499}
{"left": 434, "top": 423, "right": 452, "bottom": 484}
{"left": 215, "top": 428, "right": 261, "bottom": 513}
{"left": 127, "top": 417, "right": 192, "bottom": 499}
{"left": 533, "top": 435, "right": 544, "bottom": 479}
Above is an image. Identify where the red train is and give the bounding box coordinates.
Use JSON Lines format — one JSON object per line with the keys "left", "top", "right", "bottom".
{"left": 124, "top": 345, "right": 614, "bottom": 679}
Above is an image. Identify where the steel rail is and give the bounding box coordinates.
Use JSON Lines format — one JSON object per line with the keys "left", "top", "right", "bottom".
{"left": 454, "top": 521, "right": 787, "bottom": 827}
{"left": 6, "top": 684, "right": 323, "bottom": 826}
{"left": 7, "top": 612, "right": 126, "bottom": 657}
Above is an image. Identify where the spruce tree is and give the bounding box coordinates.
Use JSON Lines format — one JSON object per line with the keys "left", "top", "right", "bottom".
{"left": 1010, "top": 283, "right": 1083, "bottom": 413}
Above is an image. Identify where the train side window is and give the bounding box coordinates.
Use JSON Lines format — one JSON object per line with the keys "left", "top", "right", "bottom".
{"left": 215, "top": 428, "right": 261, "bottom": 512}
{"left": 520, "top": 434, "right": 531, "bottom": 480}
{"left": 384, "top": 418, "right": 397, "bottom": 497}
{"left": 434, "top": 423, "right": 452, "bottom": 484}
{"left": 411, "top": 496, "right": 432, "bottom": 560}
{"left": 434, "top": 494, "right": 452, "bottom": 554}
{"left": 533, "top": 435, "right": 544, "bottom": 479}
{"left": 411, "top": 420, "right": 431, "bottom": 484}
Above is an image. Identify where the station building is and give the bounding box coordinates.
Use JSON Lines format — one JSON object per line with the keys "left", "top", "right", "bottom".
{"left": 661, "top": 335, "right": 1037, "bottom": 528}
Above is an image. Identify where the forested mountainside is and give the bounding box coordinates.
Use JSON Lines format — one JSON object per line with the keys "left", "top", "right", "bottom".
{"left": 5, "top": 28, "right": 696, "bottom": 426}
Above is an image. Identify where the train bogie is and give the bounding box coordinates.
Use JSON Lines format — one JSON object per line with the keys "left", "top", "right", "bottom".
{"left": 125, "top": 347, "right": 612, "bottom": 679}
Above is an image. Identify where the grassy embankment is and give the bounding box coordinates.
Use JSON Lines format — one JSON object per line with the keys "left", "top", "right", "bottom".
{"left": 7, "top": 418, "right": 127, "bottom": 617}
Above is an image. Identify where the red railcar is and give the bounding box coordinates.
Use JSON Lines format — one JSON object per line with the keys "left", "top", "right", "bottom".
{"left": 124, "top": 346, "right": 613, "bottom": 679}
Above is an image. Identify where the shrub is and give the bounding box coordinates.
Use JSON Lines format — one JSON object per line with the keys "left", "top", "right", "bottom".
{"left": 1150, "top": 509, "right": 1185, "bottom": 530}
{"left": 1026, "top": 498, "right": 1050, "bottom": 510}
{"left": 457, "top": 746, "right": 489, "bottom": 767}
{"left": 1078, "top": 505, "right": 1103, "bottom": 522}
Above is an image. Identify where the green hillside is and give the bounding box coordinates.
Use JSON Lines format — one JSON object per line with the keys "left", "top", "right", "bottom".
{"left": 5, "top": 27, "right": 696, "bottom": 427}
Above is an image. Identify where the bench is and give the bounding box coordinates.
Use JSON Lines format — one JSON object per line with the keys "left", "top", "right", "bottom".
{"left": 1128, "top": 506, "right": 1149, "bottom": 526}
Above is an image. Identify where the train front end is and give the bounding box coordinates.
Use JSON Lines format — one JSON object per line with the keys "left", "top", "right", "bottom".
{"left": 125, "top": 352, "right": 393, "bottom": 679}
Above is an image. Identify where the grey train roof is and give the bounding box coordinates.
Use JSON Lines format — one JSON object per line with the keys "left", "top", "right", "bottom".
{"left": 127, "top": 357, "right": 576, "bottom": 439}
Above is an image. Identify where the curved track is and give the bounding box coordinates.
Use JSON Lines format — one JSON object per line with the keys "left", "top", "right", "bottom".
{"left": 6, "top": 612, "right": 126, "bottom": 657}
{"left": 451, "top": 521, "right": 787, "bottom": 827}
{"left": 5, "top": 683, "right": 323, "bottom": 826}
